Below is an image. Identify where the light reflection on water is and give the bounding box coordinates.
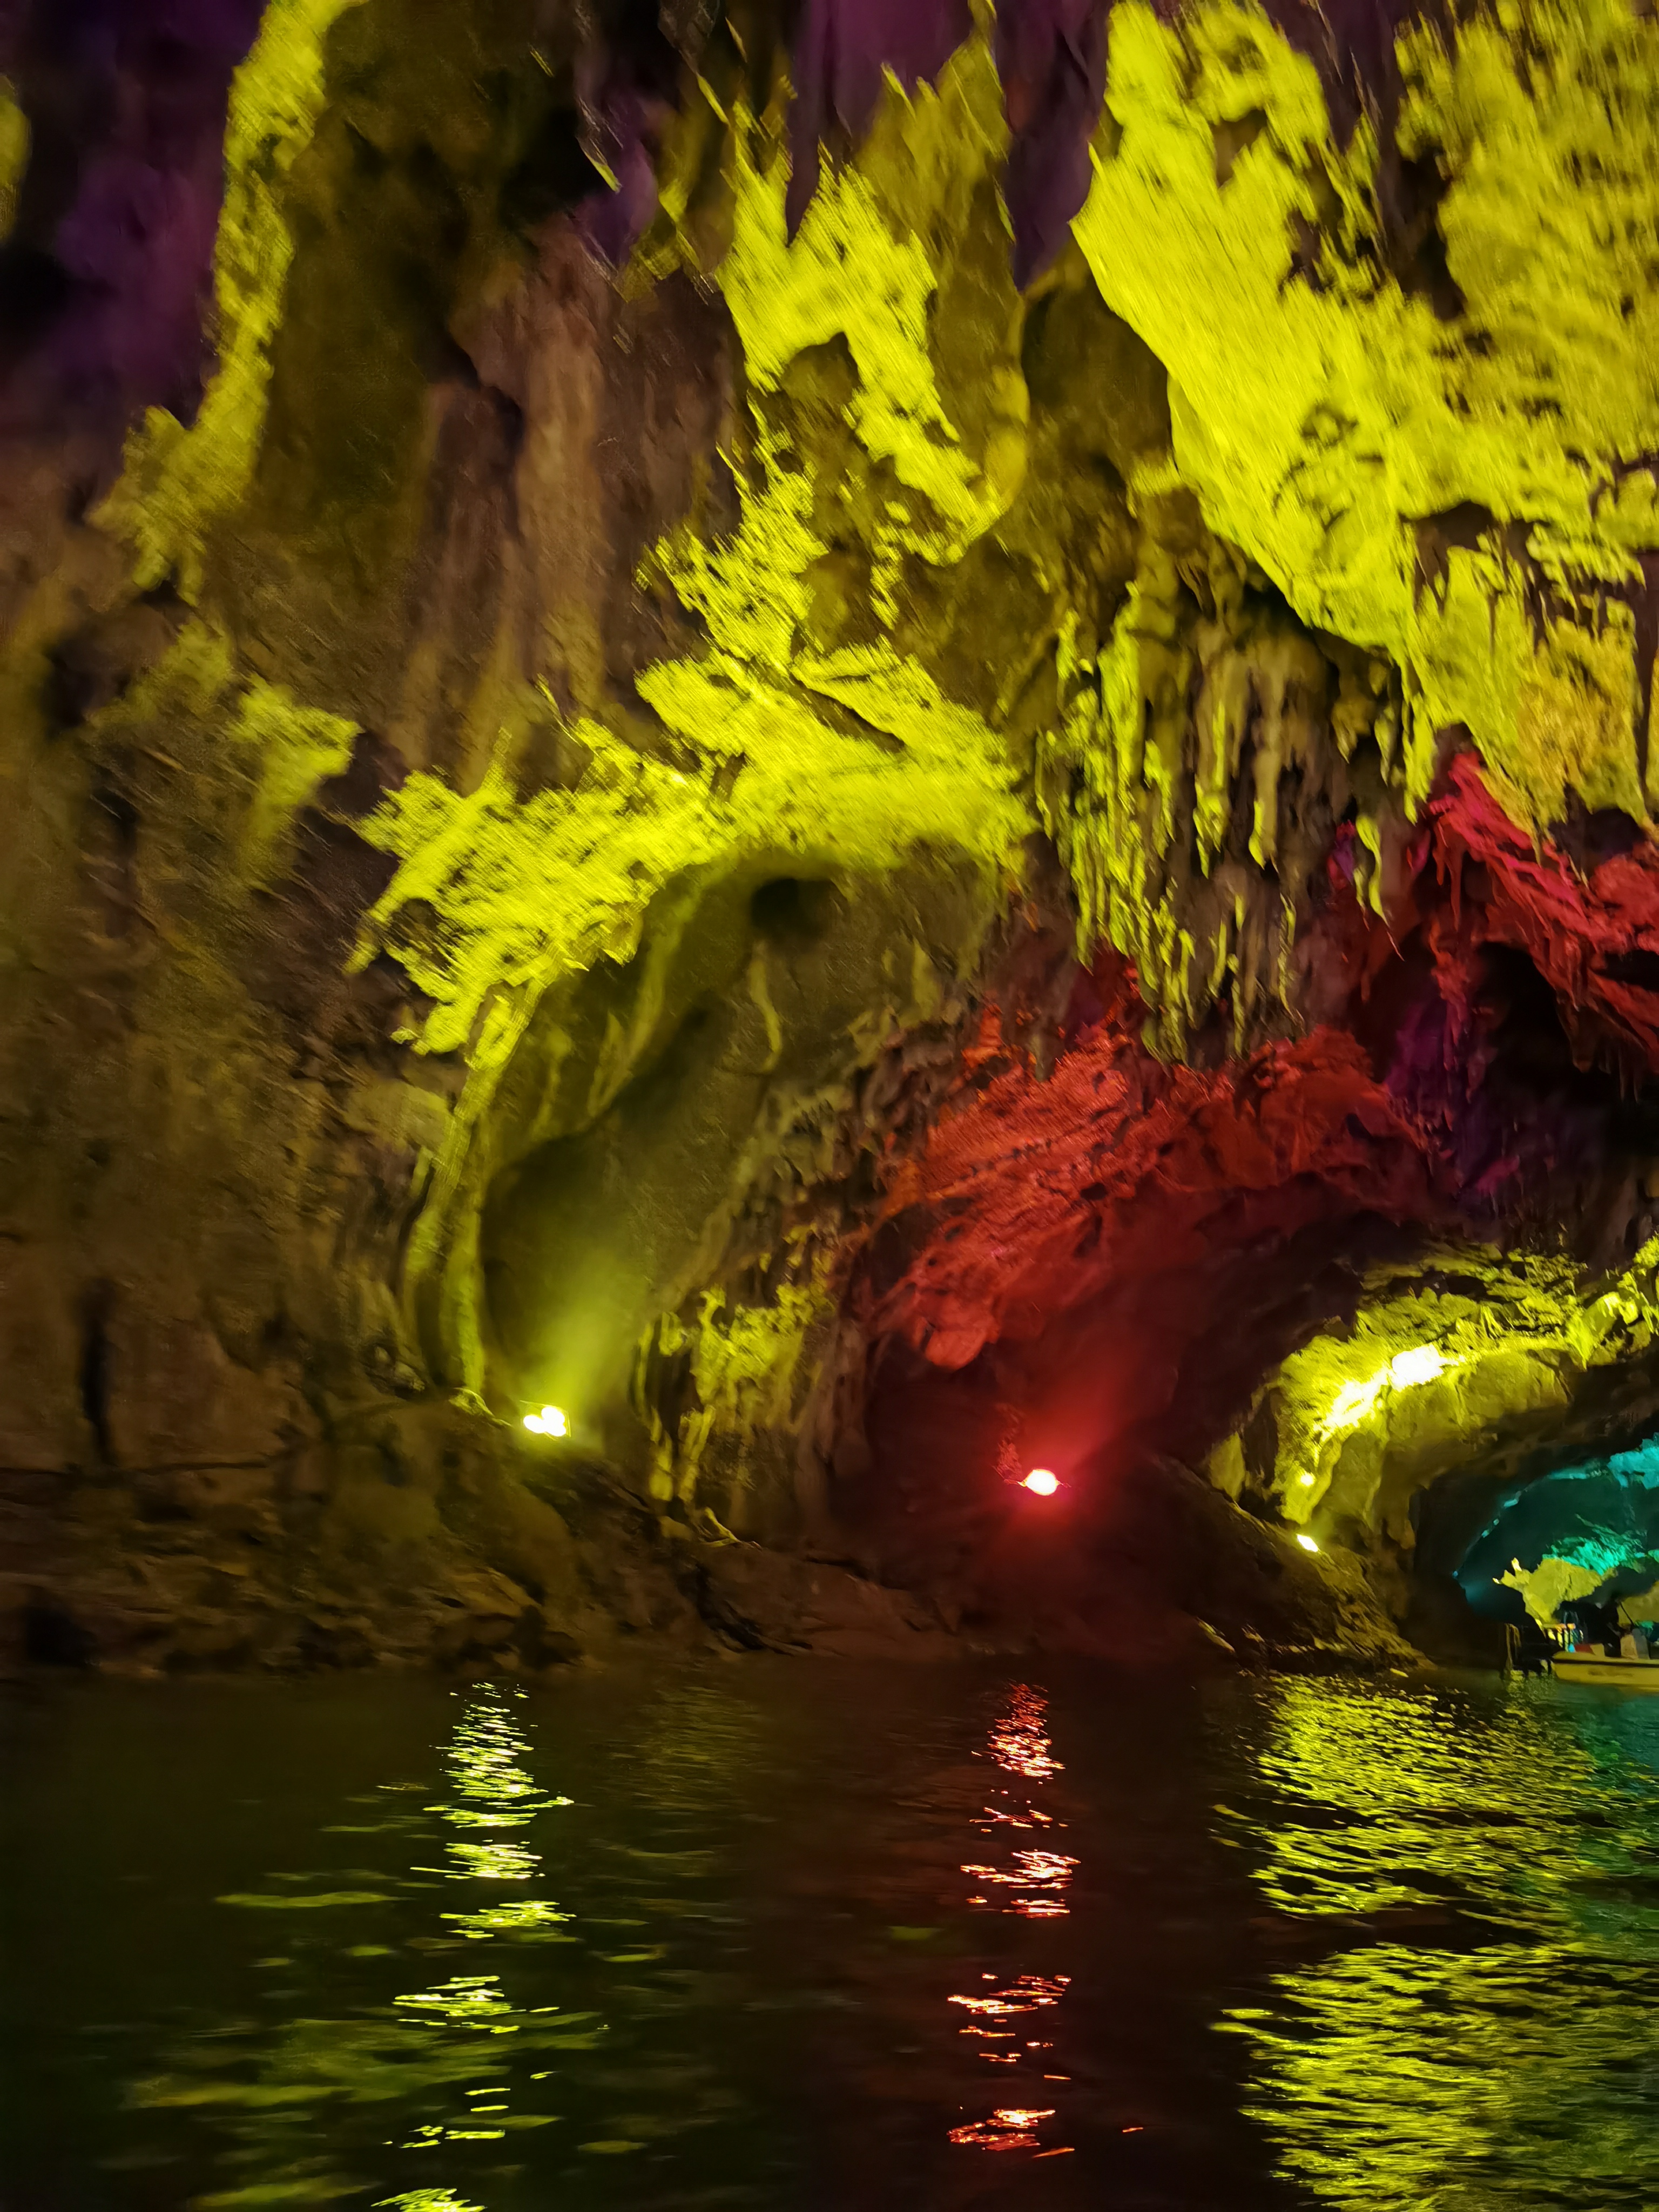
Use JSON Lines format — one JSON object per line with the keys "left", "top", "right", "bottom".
{"left": 950, "top": 1685, "right": 1077, "bottom": 2157}
{"left": 1226, "top": 1678, "right": 1659, "bottom": 2211}
{"left": 8, "top": 1666, "right": 1659, "bottom": 2208}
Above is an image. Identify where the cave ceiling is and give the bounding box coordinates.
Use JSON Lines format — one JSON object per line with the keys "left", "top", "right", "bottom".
{"left": 7, "top": 0, "right": 1659, "bottom": 1643}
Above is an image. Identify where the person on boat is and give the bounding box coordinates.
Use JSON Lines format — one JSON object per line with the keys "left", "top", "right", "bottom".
{"left": 1567, "top": 1597, "right": 1623, "bottom": 1654}
{"left": 1621, "top": 1621, "right": 1650, "bottom": 1660}
{"left": 1562, "top": 1597, "right": 1606, "bottom": 1653}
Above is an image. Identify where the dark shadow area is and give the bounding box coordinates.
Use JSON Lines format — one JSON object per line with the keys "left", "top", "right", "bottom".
{"left": 837, "top": 1329, "right": 1383, "bottom": 1664}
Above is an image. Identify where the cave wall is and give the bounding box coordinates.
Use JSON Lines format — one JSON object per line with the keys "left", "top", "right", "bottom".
{"left": 7, "top": 0, "right": 1659, "bottom": 1668}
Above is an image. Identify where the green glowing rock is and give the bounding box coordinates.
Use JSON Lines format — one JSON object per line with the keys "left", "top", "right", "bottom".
{"left": 64, "top": 0, "right": 1659, "bottom": 1539}
{"left": 1262, "top": 1239, "right": 1659, "bottom": 1540}
{"left": 640, "top": 1277, "right": 832, "bottom": 1508}
{"left": 339, "top": 51, "right": 1041, "bottom": 1411}
{"left": 66, "top": 618, "right": 358, "bottom": 884}
{"left": 355, "top": 659, "right": 1021, "bottom": 1395}
{"left": 235, "top": 679, "right": 358, "bottom": 882}
{"left": 0, "top": 79, "right": 26, "bottom": 242}
{"left": 354, "top": 53, "right": 1034, "bottom": 1029}
{"left": 712, "top": 38, "right": 1026, "bottom": 605}
{"left": 1497, "top": 1555, "right": 1609, "bottom": 1625}
{"left": 98, "top": 0, "right": 369, "bottom": 597}
{"left": 1073, "top": 0, "right": 1659, "bottom": 828}
{"left": 356, "top": 672, "right": 1022, "bottom": 1063}
{"left": 1038, "top": 529, "right": 1350, "bottom": 1050}
{"left": 1470, "top": 1438, "right": 1659, "bottom": 1617}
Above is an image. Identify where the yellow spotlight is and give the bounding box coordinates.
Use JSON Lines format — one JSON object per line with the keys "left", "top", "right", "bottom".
{"left": 1296, "top": 1533, "right": 1320, "bottom": 1554}
{"left": 540, "top": 1406, "right": 568, "bottom": 1438}
{"left": 522, "top": 1413, "right": 546, "bottom": 1434}
{"left": 1297, "top": 1472, "right": 1316, "bottom": 1487}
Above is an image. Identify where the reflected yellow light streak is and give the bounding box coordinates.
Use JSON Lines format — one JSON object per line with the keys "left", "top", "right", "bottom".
{"left": 375, "top": 2192, "right": 484, "bottom": 2212}
{"left": 442, "top": 1897, "right": 574, "bottom": 1941}
{"left": 126, "top": 1682, "right": 598, "bottom": 2200}
{"left": 1225, "top": 1677, "right": 1659, "bottom": 2208}
{"left": 396, "top": 1975, "right": 520, "bottom": 2033}
{"left": 430, "top": 1687, "right": 572, "bottom": 1914}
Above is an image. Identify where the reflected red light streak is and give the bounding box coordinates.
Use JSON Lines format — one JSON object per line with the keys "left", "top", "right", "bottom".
{"left": 960, "top": 1847, "right": 1080, "bottom": 1918}
{"left": 948, "top": 2107, "right": 1056, "bottom": 2150}
{"left": 987, "top": 1685, "right": 1061, "bottom": 1782}
{"left": 949, "top": 1973, "right": 1070, "bottom": 2020}
{"left": 948, "top": 1689, "right": 1075, "bottom": 2157}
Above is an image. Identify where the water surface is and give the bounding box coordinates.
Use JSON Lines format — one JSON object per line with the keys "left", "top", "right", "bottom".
{"left": 5, "top": 1660, "right": 1659, "bottom": 2210}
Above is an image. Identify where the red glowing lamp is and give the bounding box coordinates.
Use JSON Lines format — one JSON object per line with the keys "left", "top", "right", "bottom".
{"left": 1022, "top": 1468, "right": 1060, "bottom": 1496}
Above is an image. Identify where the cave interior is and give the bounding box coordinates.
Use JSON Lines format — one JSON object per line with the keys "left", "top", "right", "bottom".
{"left": 6, "top": 0, "right": 1659, "bottom": 1677}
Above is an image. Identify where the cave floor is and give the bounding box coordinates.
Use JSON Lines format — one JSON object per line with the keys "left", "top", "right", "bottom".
{"left": 4, "top": 1660, "right": 1658, "bottom": 2210}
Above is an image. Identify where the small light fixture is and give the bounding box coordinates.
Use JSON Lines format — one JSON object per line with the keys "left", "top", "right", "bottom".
{"left": 522, "top": 1405, "right": 569, "bottom": 1438}
{"left": 1296, "top": 1533, "right": 1320, "bottom": 1554}
{"left": 1297, "top": 1473, "right": 1316, "bottom": 1487}
{"left": 1022, "top": 1468, "right": 1060, "bottom": 1496}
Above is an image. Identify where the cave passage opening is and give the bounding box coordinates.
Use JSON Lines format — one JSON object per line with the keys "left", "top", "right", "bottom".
{"left": 1449, "top": 1436, "right": 1659, "bottom": 1640}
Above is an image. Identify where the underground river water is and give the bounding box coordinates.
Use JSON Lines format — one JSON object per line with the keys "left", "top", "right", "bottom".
{"left": 6, "top": 1661, "right": 1659, "bottom": 2210}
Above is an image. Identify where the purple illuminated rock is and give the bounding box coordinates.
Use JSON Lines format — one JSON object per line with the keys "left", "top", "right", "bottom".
{"left": 1251, "top": 0, "right": 1418, "bottom": 141}
{"left": 1, "top": 0, "right": 264, "bottom": 432}
{"left": 781, "top": 0, "right": 1426, "bottom": 279}
{"left": 574, "top": 69, "right": 672, "bottom": 271}
{"left": 996, "top": 0, "right": 1108, "bottom": 285}
{"left": 786, "top": 0, "right": 972, "bottom": 233}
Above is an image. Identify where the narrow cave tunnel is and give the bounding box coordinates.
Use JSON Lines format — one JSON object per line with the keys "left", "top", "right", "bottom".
{"left": 12, "top": 0, "right": 1659, "bottom": 2203}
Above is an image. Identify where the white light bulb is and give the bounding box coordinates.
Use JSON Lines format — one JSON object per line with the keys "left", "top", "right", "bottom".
{"left": 540, "top": 1406, "right": 568, "bottom": 1438}
{"left": 1296, "top": 1533, "right": 1320, "bottom": 1554}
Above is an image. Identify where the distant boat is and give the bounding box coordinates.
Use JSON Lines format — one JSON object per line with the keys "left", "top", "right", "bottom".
{"left": 1552, "top": 1649, "right": 1659, "bottom": 1688}
{"left": 1505, "top": 1614, "right": 1659, "bottom": 1684}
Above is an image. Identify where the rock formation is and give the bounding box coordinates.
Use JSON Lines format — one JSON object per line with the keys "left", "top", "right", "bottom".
{"left": 6, "top": 0, "right": 1659, "bottom": 1671}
